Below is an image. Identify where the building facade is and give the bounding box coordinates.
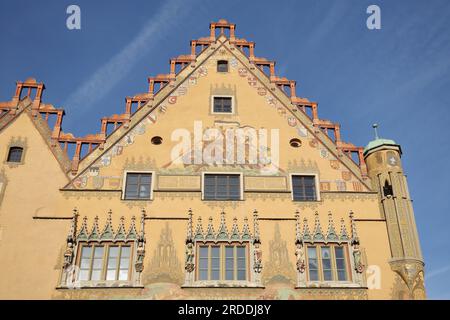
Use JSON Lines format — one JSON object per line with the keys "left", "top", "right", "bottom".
{"left": 0, "top": 20, "right": 425, "bottom": 299}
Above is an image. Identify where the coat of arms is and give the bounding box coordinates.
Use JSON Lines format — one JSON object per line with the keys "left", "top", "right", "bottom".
{"left": 330, "top": 160, "right": 340, "bottom": 170}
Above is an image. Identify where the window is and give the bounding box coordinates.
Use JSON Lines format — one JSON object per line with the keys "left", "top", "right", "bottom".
{"left": 213, "top": 96, "right": 233, "bottom": 113}
{"left": 383, "top": 180, "right": 393, "bottom": 197}
{"left": 124, "top": 172, "right": 152, "bottom": 200}
{"left": 292, "top": 175, "right": 317, "bottom": 201}
{"left": 197, "top": 243, "right": 248, "bottom": 281}
{"left": 306, "top": 244, "right": 349, "bottom": 282}
{"left": 7, "top": 147, "right": 23, "bottom": 163}
{"left": 217, "top": 60, "right": 228, "bottom": 73}
{"left": 203, "top": 174, "right": 241, "bottom": 200}
{"left": 78, "top": 243, "right": 132, "bottom": 282}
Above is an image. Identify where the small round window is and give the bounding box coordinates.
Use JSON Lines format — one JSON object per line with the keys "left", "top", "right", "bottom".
{"left": 151, "top": 136, "right": 163, "bottom": 145}
{"left": 289, "top": 138, "right": 302, "bottom": 148}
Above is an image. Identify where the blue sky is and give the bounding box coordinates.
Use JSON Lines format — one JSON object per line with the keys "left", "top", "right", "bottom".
{"left": 1, "top": 0, "right": 449, "bottom": 299}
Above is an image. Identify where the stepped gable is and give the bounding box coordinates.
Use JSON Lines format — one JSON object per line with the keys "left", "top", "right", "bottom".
{"left": 0, "top": 19, "right": 368, "bottom": 186}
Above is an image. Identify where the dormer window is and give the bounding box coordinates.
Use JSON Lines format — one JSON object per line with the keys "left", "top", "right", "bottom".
{"left": 217, "top": 60, "right": 228, "bottom": 73}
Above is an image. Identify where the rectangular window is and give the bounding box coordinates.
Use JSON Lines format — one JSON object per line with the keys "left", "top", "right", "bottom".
{"left": 335, "top": 246, "right": 348, "bottom": 281}
{"left": 292, "top": 175, "right": 317, "bottom": 201}
{"left": 307, "top": 246, "right": 319, "bottom": 281}
{"left": 306, "top": 244, "right": 349, "bottom": 282}
{"left": 217, "top": 60, "right": 229, "bottom": 73}
{"left": 204, "top": 174, "right": 241, "bottom": 200}
{"left": 124, "top": 173, "right": 152, "bottom": 200}
{"left": 199, "top": 246, "right": 209, "bottom": 281}
{"left": 196, "top": 243, "right": 248, "bottom": 281}
{"left": 213, "top": 97, "right": 233, "bottom": 113}
{"left": 77, "top": 243, "right": 132, "bottom": 282}
{"left": 321, "top": 246, "right": 332, "bottom": 281}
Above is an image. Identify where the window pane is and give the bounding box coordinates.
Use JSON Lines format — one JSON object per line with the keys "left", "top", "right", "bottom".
{"left": 211, "top": 246, "right": 220, "bottom": 258}
{"left": 121, "top": 246, "right": 131, "bottom": 258}
{"left": 321, "top": 246, "right": 332, "bottom": 281}
{"left": 211, "top": 270, "right": 220, "bottom": 280}
{"left": 337, "top": 270, "right": 347, "bottom": 281}
{"left": 94, "top": 246, "right": 104, "bottom": 258}
{"left": 79, "top": 270, "right": 90, "bottom": 281}
{"left": 127, "top": 174, "right": 139, "bottom": 184}
{"left": 120, "top": 257, "right": 129, "bottom": 269}
{"left": 217, "top": 61, "right": 228, "bottom": 72}
{"left": 204, "top": 174, "right": 240, "bottom": 200}
{"left": 81, "top": 246, "right": 92, "bottom": 258}
{"left": 211, "top": 246, "right": 220, "bottom": 278}
{"left": 118, "top": 270, "right": 129, "bottom": 281}
{"left": 7, "top": 147, "right": 23, "bottom": 162}
{"left": 140, "top": 175, "right": 151, "bottom": 184}
{"left": 80, "top": 258, "right": 91, "bottom": 269}
{"left": 225, "top": 246, "right": 234, "bottom": 258}
{"left": 106, "top": 270, "right": 116, "bottom": 281}
{"left": 323, "top": 270, "right": 333, "bottom": 281}
{"left": 199, "top": 258, "right": 208, "bottom": 269}
{"left": 335, "top": 247, "right": 347, "bottom": 281}
{"left": 211, "top": 258, "right": 220, "bottom": 269}
{"left": 109, "top": 246, "right": 119, "bottom": 258}
{"left": 308, "top": 246, "right": 317, "bottom": 258}
{"left": 139, "top": 185, "right": 150, "bottom": 198}
{"left": 199, "top": 246, "right": 209, "bottom": 280}
{"left": 336, "top": 258, "right": 345, "bottom": 270}
{"left": 91, "top": 270, "right": 102, "bottom": 281}
{"left": 309, "top": 270, "right": 319, "bottom": 281}
{"left": 308, "top": 246, "right": 319, "bottom": 281}
{"left": 199, "top": 246, "right": 208, "bottom": 258}
{"left": 93, "top": 258, "right": 103, "bottom": 269}
{"left": 79, "top": 246, "right": 92, "bottom": 281}
{"left": 237, "top": 270, "right": 246, "bottom": 281}
{"left": 225, "top": 246, "right": 234, "bottom": 280}
{"left": 125, "top": 173, "right": 152, "bottom": 199}
{"left": 213, "top": 97, "right": 232, "bottom": 113}
{"left": 199, "top": 269, "right": 208, "bottom": 281}
{"left": 226, "top": 258, "right": 234, "bottom": 270}
{"left": 292, "top": 176, "right": 316, "bottom": 201}
{"left": 335, "top": 246, "right": 344, "bottom": 259}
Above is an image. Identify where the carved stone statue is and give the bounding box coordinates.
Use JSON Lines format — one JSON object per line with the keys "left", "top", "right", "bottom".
{"left": 295, "top": 242, "right": 305, "bottom": 273}
{"left": 253, "top": 242, "right": 262, "bottom": 273}
{"left": 185, "top": 242, "right": 195, "bottom": 273}
{"left": 135, "top": 240, "right": 145, "bottom": 273}
{"left": 353, "top": 242, "right": 364, "bottom": 273}
{"left": 63, "top": 241, "right": 74, "bottom": 269}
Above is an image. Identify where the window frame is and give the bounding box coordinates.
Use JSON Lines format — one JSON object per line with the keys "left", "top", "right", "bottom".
{"left": 6, "top": 146, "right": 24, "bottom": 163}
{"left": 217, "top": 60, "right": 229, "bottom": 73}
{"left": 305, "top": 243, "right": 352, "bottom": 283}
{"left": 195, "top": 242, "right": 250, "bottom": 282}
{"left": 121, "top": 170, "right": 155, "bottom": 200}
{"left": 289, "top": 173, "right": 320, "bottom": 201}
{"left": 201, "top": 172, "right": 244, "bottom": 201}
{"left": 211, "top": 95, "right": 235, "bottom": 115}
{"left": 75, "top": 242, "right": 134, "bottom": 283}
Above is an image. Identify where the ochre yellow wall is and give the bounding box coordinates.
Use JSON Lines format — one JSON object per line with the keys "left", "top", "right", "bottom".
{"left": 0, "top": 39, "right": 416, "bottom": 300}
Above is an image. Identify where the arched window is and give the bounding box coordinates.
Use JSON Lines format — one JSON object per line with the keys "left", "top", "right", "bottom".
{"left": 217, "top": 60, "right": 228, "bottom": 72}
{"left": 7, "top": 147, "right": 23, "bottom": 163}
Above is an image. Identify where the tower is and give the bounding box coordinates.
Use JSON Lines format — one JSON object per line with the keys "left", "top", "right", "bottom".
{"left": 363, "top": 124, "right": 425, "bottom": 299}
